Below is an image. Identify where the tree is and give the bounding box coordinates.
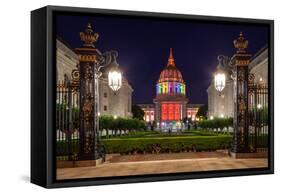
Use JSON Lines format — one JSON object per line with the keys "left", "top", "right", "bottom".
{"left": 198, "top": 117, "right": 233, "bottom": 131}
{"left": 99, "top": 115, "right": 114, "bottom": 138}
{"left": 132, "top": 105, "right": 144, "bottom": 120}
{"left": 196, "top": 104, "right": 208, "bottom": 119}
{"left": 99, "top": 115, "right": 146, "bottom": 137}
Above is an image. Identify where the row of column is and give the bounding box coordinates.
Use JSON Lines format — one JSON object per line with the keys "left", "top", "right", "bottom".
{"left": 156, "top": 82, "right": 186, "bottom": 95}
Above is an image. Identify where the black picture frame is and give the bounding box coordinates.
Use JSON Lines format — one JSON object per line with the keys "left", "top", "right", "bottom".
{"left": 31, "top": 5, "right": 274, "bottom": 188}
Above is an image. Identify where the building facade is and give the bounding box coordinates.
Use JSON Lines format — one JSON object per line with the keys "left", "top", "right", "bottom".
{"left": 56, "top": 38, "right": 133, "bottom": 118}
{"left": 207, "top": 46, "right": 268, "bottom": 119}
{"left": 139, "top": 104, "right": 203, "bottom": 124}
{"left": 57, "top": 38, "right": 79, "bottom": 81}
{"left": 186, "top": 104, "right": 203, "bottom": 121}
{"left": 138, "top": 104, "right": 155, "bottom": 123}
{"left": 99, "top": 74, "right": 133, "bottom": 118}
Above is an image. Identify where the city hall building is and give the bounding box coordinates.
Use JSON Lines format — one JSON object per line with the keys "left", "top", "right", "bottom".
{"left": 138, "top": 49, "right": 203, "bottom": 131}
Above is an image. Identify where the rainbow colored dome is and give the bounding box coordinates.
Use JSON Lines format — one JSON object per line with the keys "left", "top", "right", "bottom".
{"left": 156, "top": 48, "right": 186, "bottom": 96}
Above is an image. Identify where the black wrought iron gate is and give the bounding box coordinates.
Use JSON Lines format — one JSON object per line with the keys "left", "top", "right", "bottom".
{"left": 56, "top": 75, "right": 80, "bottom": 161}
{"left": 248, "top": 76, "right": 268, "bottom": 153}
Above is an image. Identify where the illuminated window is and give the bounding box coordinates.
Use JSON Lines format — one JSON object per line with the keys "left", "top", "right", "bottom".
{"left": 180, "top": 84, "right": 185, "bottom": 94}
{"left": 168, "top": 104, "right": 174, "bottom": 120}
{"left": 161, "top": 104, "right": 168, "bottom": 120}
{"left": 176, "top": 84, "right": 179, "bottom": 94}
{"left": 165, "top": 83, "right": 168, "bottom": 93}
{"left": 175, "top": 104, "right": 180, "bottom": 120}
{"left": 161, "top": 103, "right": 181, "bottom": 121}
{"left": 146, "top": 115, "right": 150, "bottom": 122}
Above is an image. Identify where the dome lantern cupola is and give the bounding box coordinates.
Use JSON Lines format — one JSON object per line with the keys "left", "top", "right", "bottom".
{"left": 167, "top": 48, "right": 176, "bottom": 67}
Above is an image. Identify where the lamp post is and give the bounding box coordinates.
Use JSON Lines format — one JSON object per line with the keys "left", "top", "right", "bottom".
{"left": 214, "top": 32, "right": 252, "bottom": 155}
{"left": 74, "top": 23, "right": 122, "bottom": 161}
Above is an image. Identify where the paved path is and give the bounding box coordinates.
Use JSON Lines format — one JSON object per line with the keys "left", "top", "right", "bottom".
{"left": 57, "top": 152, "right": 268, "bottom": 180}
{"left": 109, "top": 152, "right": 227, "bottom": 163}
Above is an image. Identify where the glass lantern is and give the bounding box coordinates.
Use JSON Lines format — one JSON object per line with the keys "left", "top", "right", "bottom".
{"left": 108, "top": 66, "right": 122, "bottom": 92}
{"left": 214, "top": 72, "right": 226, "bottom": 93}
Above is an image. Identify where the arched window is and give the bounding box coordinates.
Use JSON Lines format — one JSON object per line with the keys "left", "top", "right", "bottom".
{"left": 175, "top": 83, "right": 179, "bottom": 94}
{"left": 163, "top": 83, "right": 167, "bottom": 93}
{"left": 180, "top": 84, "right": 183, "bottom": 94}
{"left": 169, "top": 83, "right": 173, "bottom": 93}
{"left": 159, "top": 84, "right": 163, "bottom": 94}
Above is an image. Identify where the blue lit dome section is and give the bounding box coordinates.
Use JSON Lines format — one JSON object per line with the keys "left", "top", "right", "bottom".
{"left": 156, "top": 48, "right": 186, "bottom": 96}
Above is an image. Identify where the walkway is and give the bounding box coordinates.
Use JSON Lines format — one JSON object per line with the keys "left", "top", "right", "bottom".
{"left": 57, "top": 152, "right": 268, "bottom": 180}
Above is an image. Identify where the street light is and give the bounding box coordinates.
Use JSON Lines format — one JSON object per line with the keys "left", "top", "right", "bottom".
{"left": 108, "top": 66, "right": 122, "bottom": 92}
{"left": 103, "top": 51, "right": 122, "bottom": 93}
{"left": 214, "top": 72, "right": 226, "bottom": 93}
{"left": 214, "top": 55, "right": 228, "bottom": 96}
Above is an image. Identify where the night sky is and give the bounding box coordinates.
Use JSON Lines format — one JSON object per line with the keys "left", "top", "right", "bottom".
{"left": 56, "top": 13, "right": 269, "bottom": 104}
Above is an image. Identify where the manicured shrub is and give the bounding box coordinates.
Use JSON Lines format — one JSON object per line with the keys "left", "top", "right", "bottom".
{"left": 198, "top": 118, "right": 233, "bottom": 130}
{"left": 99, "top": 115, "right": 146, "bottom": 137}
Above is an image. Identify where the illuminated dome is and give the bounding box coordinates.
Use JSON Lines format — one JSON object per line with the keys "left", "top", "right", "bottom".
{"left": 158, "top": 48, "right": 184, "bottom": 83}
{"left": 156, "top": 48, "right": 186, "bottom": 96}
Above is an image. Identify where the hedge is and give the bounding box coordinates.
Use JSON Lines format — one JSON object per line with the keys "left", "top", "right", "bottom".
{"left": 102, "top": 136, "right": 232, "bottom": 154}
{"left": 115, "top": 130, "right": 219, "bottom": 138}
{"left": 198, "top": 118, "right": 233, "bottom": 130}
{"left": 57, "top": 135, "right": 269, "bottom": 156}
{"left": 99, "top": 115, "right": 146, "bottom": 132}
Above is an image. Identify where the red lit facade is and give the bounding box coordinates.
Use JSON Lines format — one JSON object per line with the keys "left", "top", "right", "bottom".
{"left": 161, "top": 103, "right": 181, "bottom": 121}
{"left": 138, "top": 103, "right": 202, "bottom": 126}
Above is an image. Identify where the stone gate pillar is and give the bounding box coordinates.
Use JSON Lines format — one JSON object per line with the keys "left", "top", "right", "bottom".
{"left": 75, "top": 23, "right": 103, "bottom": 160}
{"left": 231, "top": 32, "right": 252, "bottom": 155}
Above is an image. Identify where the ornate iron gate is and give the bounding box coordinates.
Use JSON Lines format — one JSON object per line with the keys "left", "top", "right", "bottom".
{"left": 248, "top": 74, "right": 268, "bottom": 153}
{"left": 56, "top": 75, "right": 80, "bottom": 161}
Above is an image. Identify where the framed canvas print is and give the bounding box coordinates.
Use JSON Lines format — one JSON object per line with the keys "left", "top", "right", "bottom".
{"left": 31, "top": 5, "right": 274, "bottom": 188}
